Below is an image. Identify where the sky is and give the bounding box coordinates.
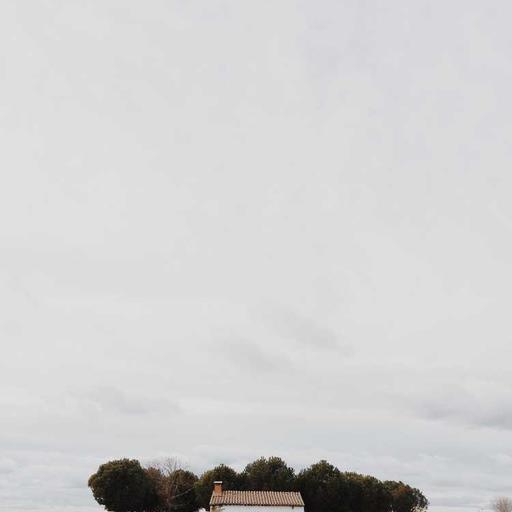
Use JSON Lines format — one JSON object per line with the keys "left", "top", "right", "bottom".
{"left": 1, "top": 1, "right": 512, "bottom": 511}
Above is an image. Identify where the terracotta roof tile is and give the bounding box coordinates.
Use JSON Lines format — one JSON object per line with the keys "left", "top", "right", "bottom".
{"left": 210, "top": 490, "right": 304, "bottom": 507}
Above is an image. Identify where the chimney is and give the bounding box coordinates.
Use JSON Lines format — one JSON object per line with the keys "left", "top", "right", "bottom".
{"left": 213, "top": 481, "right": 223, "bottom": 496}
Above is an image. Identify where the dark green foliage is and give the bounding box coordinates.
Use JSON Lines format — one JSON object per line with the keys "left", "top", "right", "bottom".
{"left": 344, "top": 473, "right": 392, "bottom": 512}
{"left": 195, "top": 464, "right": 241, "bottom": 509}
{"left": 88, "top": 457, "right": 428, "bottom": 512}
{"left": 384, "top": 481, "right": 429, "bottom": 512}
{"left": 147, "top": 468, "right": 198, "bottom": 512}
{"left": 88, "top": 458, "right": 157, "bottom": 512}
{"left": 168, "top": 469, "right": 199, "bottom": 512}
{"left": 241, "top": 456, "right": 296, "bottom": 491}
{"left": 296, "top": 460, "right": 349, "bottom": 512}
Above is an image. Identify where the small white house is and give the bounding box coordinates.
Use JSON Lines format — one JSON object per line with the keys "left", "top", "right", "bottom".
{"left": 209, "top": 482, "right": 304, "bottom": 512}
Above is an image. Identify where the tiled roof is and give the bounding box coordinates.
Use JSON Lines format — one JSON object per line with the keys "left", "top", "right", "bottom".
{"left": 210, "top": 490, "right": 304, "bottom": 507}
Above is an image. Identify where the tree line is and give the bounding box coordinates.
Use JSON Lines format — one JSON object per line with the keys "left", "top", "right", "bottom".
{"left": 88, "top": 456, "right": 428, "bottom": 512}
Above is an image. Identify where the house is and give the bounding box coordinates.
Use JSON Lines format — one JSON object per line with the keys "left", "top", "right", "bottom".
{"left": 209, "top": 482, "right": 304, "bottom": 512}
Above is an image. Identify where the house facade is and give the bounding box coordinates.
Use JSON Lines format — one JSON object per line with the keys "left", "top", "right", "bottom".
{"left": 209, "top": 482, "right": 304, "bottom": 512}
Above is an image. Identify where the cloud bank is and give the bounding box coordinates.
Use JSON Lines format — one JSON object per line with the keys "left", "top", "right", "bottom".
{"left": 2, "top": 1, "right": 512, "bottom": 511}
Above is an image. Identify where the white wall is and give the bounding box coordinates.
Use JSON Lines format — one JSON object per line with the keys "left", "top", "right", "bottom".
{"left": 213, "top": 506, "right": 304, "bottom": 512}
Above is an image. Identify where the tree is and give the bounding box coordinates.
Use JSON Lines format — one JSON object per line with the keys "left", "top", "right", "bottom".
{"left": 344, "top": 473, "right": 392, "bottom": 512}
{"left": 88, "top": 455, "right": 429, "bottom": 512}
{"left": 296, "top": 460, "right": 349, "bottom": 512}
{"left": 384, "top": 481, "right": 428, "bottom": 512}
{"left": 167, "top": 469, "right": 198, "bottom": 512}
{"left": 146, "top": 459, "right": 198, "bottom": 512}
{"left": 146, "top": 458, "right": 180, "bottom": 512}
{"left": 241, "top": 457, "right": 296, "bottom": 491}
{"left": 492, "top": 497, "right": 512, "bottom": 512}
{"left": 195, "top": 464, "right": 241, "bottom": 509}
{"left": 88, "top": 459, "right": 157, "bottom": 512}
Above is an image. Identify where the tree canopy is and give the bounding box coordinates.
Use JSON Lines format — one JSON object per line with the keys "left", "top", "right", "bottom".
{"left": 88, "top": 456, "right": 428, "bottom": 512}
{"left": 88, "top": 458, "right": 157, "bottom": 512}
{"left": 196, "top": 464, "right": 242, "bottom": 509}
{"left": 242, "top": 456, "right": 296, "bottom": 491}
{"left": 145, "top": 460, "right": 199, "bottom": 512}
{"left": 384, "top": 481, "right": 429, "bottom": 512}
{"left": 296, "top": 460, "right": 348, "bottom": 512}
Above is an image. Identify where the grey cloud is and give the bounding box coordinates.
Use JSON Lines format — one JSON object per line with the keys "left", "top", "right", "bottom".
{"left": 214, "top": 338, "right": 293, "bottom": 374}
{"left": 416, "top": 385, "right": 512, "bottom": 431}
{"left": 0, "top": 458, "right": 16, "bottom": 474}
{"left": 2, "top": 0, "right": 512, "bottom": 511}
{"left": 80, "top": 386, "right": 180, "bottom": 416}
{"left": 263, "top": 307, "right": 353, "bottom": 354}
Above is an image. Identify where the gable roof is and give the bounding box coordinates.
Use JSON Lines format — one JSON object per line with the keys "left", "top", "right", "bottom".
{"left": 210, "top": 490, "right": 304, "bottom": 507}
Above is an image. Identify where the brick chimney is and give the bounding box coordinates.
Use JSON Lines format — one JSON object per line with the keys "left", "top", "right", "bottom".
{"left": 213, "top": 481, "right": 223, "bottom": 496}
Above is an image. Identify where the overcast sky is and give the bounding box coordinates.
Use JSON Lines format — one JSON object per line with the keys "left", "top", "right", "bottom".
{"left": 2, "top": 1, "right": 512, "bottom": 511}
